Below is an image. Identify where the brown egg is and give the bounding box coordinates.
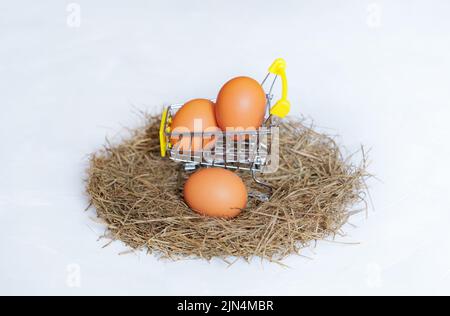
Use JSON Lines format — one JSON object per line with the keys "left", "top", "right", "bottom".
{"left": 170, "top": 99, "right": 219, "bottom": 152}
{"left": 184, "top": 168, "right": 248, "bottom": 218}
{"left": 215, "top": 76, "right": 267, "bottom": 132}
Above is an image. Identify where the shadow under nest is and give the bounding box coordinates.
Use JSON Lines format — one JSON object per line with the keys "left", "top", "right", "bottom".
{"left": 86, "top": 114, "right": 369, "bottom": 262}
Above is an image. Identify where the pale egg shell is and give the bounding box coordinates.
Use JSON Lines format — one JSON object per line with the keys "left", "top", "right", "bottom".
{"left": 184, "top": 168, "right": 248, "bottom": 218}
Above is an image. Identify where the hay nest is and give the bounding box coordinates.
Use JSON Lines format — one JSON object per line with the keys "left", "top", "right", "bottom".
{"left": 86, "top": 114, "right": 369, "bottom": 262}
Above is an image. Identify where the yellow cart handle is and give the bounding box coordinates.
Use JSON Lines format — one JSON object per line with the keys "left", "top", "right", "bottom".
{"left": 159, "top": 108, "right": 169, "bottom": 157}
{"left": 268, "top": 58, "right": 291, "bottom": 118}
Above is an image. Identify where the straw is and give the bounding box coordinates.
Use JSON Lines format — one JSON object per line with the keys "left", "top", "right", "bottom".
{"left": 86, "top": 114, "right": 370, "bottom": 261}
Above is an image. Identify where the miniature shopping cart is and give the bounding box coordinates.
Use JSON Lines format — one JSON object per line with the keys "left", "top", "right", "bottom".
{"left": 159, "top": 59, "right": 291, "bottom": 199}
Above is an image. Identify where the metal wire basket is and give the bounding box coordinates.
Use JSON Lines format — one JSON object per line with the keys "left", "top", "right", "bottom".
{"left": 159, "top": 59, "right": 291, "bottom": 199}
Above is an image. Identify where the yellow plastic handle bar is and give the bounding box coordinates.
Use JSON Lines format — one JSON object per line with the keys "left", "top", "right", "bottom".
{"left": 268, "top": 58, "right": 291, "bottom": 118}
{"left": 159, "top": 108, "right": 169, "bottom": 157}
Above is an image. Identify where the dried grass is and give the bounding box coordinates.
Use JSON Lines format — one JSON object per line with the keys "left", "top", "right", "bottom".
{"left": 86, "top": 114, "right": 370, "bottom": 262}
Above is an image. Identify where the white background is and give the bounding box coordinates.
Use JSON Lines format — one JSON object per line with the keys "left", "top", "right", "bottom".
{"left": 1, "top": 0, "right": 450, "bottom": 296}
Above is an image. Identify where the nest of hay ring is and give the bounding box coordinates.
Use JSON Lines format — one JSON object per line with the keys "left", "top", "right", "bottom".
{"left": 86, "top": 114, "right": 369, "bottom": 262}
